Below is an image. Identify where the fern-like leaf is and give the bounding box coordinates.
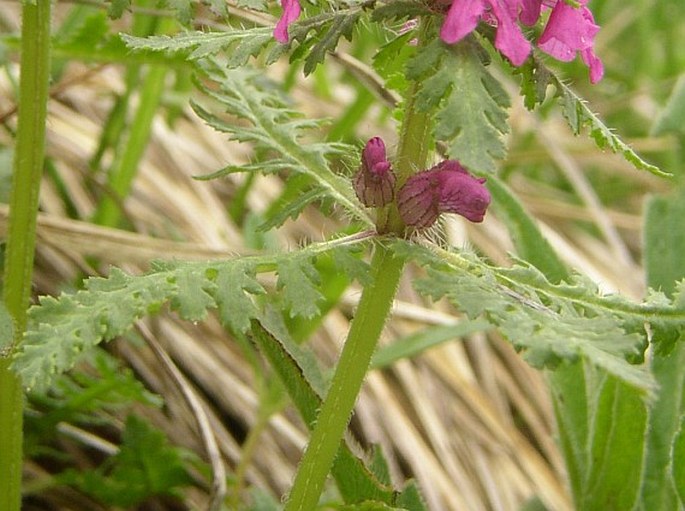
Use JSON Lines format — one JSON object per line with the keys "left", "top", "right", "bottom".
{"left": 14, "top": 236, "right": 371, "bottom": 392}
{"left": 407, "top": 37, "right": 510, "bottom": 173}
{"left": 122, "top": 29, "right": 274, "bottom": 68}
{"left": 396, "top": 241, "right": 685, "bottom": 395}
{"left": 193, "top": 61, "right": 371, "bottom": 225}
{"left": 515, "top": 56, "right": 668, "bottom": 177}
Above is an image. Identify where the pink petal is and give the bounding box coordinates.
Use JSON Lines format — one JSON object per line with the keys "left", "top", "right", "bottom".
{"left": 488, "top": 0, "right": 531, "bottom": 66}
{"left": 538, "top": 1, "right": 599, "bottom": 61}
{"left": 440, "top": 0, "right": 486, "bottom": 45}
{"left": 519, "top": 0, "right": 542, "bottom": 25}
{"left": 581, "top": 47, "right": 604, "bottom": 84}
{"left": 274, "top": 0, "right": 301, "bottom": 44}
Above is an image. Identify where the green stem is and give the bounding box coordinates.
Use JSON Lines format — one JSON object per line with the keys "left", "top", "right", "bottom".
{"left": 1, "top": 1, "right": 52, "bottom": 509}
{"left": 284, "top": 244, "right": 405, "bottom": 511}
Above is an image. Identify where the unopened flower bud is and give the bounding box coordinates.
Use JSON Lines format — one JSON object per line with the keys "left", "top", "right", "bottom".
{"left": 353, "top": 137, "right": 396, "bottom": 208}
{"left": 397, "top": 160, "right": 491, "bottom": 228}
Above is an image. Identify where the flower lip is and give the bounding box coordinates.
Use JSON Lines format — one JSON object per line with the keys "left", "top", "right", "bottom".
{"left": 398, "top": 160, "right": 491, "bottom": 228}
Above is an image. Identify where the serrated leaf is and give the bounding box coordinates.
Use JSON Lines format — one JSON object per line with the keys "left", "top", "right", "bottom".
{"left": 552, "top": 75, "right": 668, "bottom": 177}
{"left": 285, "top": 11, "right": 362, "bottom": 75}
{"left": 14, "top": 235, "right": 371, "bottom": 392}
{"left": 277, "top": 257, "right": 324, "bottom": 319}
{"left": 122, "top": 28, "right": 275, "bottom": 65}
{"left": 214, "top": 264, "right": 264, "bottom": 333}
{"left": 400, "top": 242, "right": 661, "bottom": 394}
{"left": 408, "top": 38, "right": 510, "bottom": 173}
{"left": 259, "top": 186, "right": 327, "bottom": 231}
{"left": 170, "top": 267, "right": 217, "bottom": 321}
{"left": 516, "top": 57, "right": 553, "bottom": 110}
{"left": 193, "top": 62, "right": 370, "bottom": 225}
{"left": 370, "top": 1, "right": 430, "bottom": 22}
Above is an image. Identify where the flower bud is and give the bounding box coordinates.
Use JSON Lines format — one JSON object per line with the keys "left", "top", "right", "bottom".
{"left": 353, "top": 137, "right": 396, "bottom": 208}
{"left": 398, "top": 160, "right": 491, "bottom": 228}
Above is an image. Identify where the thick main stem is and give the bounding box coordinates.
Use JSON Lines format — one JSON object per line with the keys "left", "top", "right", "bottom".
{"left": 284, "top": 19, "right": 434, "bottom": 510}
{"left": 284, "top": 245, "right": 405, "bottom": 511}
{"left": 1, "top": 1, "right": 52, "bottom": 509}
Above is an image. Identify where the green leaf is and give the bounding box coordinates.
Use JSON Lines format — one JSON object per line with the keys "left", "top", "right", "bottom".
{"left": 516, "top": 57, "right": 553, "bottom": 110}
{"left": 551, "top": 74, "right": 668, "bottom": 177}
{"left": 169, "top": 266, "right": 217, "bottom": 321}
{"left": 14, "top": 235, "right": 371, "bottom": 392}
{"left": 400, "top": 242, "right": 659, "bottom": 393}
{"left": 407, "top": 38, "right": 510, "bottom": 173}
{"left": 192, "top": 62, "right": 370, "bottom": 226}
{"left": 638, "top": 188, "right": 685, "bottom": 510}
{"left": 61, "top": 415, "right": 192, "bottom": 507}
{"left": 581, "top": 374, "right": 647, "bottom": 511}
{"left": 214, "top": 263, "right": 265, "bottom": 334}
{"left": 122, "top": 28, "right": 275, "bottom": 66}
{"left": 287, "top": 11, "right": 362, "bottom": 76}
{"left": 15, "top": 268, "right": 175, "bottom": 392}
{"left": 277, "top": 257, "right": 324, "bottom": 319}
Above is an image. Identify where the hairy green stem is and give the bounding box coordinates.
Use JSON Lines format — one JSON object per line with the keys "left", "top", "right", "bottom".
{"left": 284, "top": 244, "right": 405, "bottom": 511}
{"left": 0, "top": 1, "right": 52, "bottom": 509}
{"left": 284, "top": 19, "right": 434, "bottom": 509}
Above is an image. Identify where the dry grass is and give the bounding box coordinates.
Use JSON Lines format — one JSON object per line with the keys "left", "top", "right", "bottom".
{"left": 0, "top": 6, "right": 668, "bottom": 510}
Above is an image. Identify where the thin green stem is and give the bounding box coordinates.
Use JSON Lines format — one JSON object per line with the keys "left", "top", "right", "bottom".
{"left": 1, "top": 1, "right": 52, "bottom": 509}
{"left": 284, "top": 244, "right": 405, "bottom": 511}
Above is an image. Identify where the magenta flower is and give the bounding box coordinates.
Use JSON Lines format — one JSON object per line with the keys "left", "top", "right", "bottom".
{"left": 440, "top": 0, "right": 531, "bottom": 66}
{"left": 397, "top": 160, "right": 491, "bottom": 228}
{"left": 439, "top": 0, "right": 604, "bottom": 82}
{"left": 274, "top": 0, "right": 301, "bottom": 44}
{"left": 538, "top": 0, "right": 604, "bottom": 83}
{"left": 353, "top": 137, "right": 396, "bottom": 208}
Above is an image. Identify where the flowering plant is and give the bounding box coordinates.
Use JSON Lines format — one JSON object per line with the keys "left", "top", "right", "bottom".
{"left": 3, "top": 0, "right": 683, "bottom": 510}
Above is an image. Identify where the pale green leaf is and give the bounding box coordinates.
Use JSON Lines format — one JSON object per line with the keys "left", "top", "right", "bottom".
{"left": 193, "top": 62, "right": 370, "bottom": 225}
{"left": 400, "top": 242, "right": 661, "bottom": 393}
{"left": 408, "top": 38, "right": 510, "bottom": 173}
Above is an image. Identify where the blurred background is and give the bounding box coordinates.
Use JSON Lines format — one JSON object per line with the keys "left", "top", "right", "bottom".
{"left": 1, "top": 0, "right": 684, "bottom": 509}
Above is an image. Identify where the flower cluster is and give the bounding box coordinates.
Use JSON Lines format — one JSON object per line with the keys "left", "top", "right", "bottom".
{"left": 273, "top": 0, "right": 603, "bottom": 83}
{"left": 440, "top": 0, "right": 603, "bottom": 83}
{"left": 353, "top": 138, "right": 491, "bottom": 229}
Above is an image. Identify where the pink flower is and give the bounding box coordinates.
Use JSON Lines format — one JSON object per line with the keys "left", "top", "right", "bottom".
{"left": 440, "top": 0, "right": 531, "bottom": 66}
{"left": 538, "top": 0, "right": 604, "bottom": 83}
{"left": 274, "top": 0, "right": 301, "bottom": 44}
{"left": 439, "top": 0, "right": 604, "bottom": 82}
{"left": 397, "top": 160, "right": 491, "bottom": 228}
{"left": 353, "top": 137, "right": 396, "bottom": 208}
